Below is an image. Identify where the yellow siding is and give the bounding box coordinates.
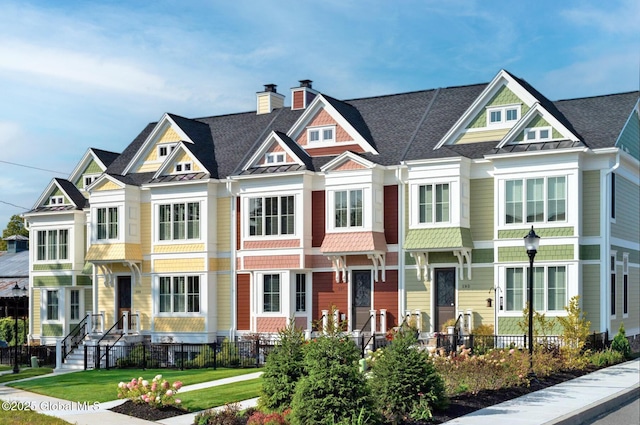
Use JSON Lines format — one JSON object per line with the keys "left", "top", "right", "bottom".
{"left": 217, "top": 274, "right": 231, "bottom": 330}
{"left": 173, "top": 151, "right": 202, "bottom": 172}
{"left": 210, "top": 257, "right": 231, "bottom": 271}
{"left": 154, "top": 258, "right": 205, "bottom": 272}
{"left": 84, "top": 289, "right": 93, "bottom": 313}
{"left": 85, "top": 243, "right": 143, "bottom": 261}
{"left": 405, "top": 268, "right": 430, "bottom": 330}
{"left": 94, "top": 180, "right": 122, "bottom": 191}
{"left": 458, "top": 267, "right": 494, "bottom": 329}
{"left": 217, "top": 197, "right": 231, "bottom": 250}
{"left": 133, "top": 276, "right": 152, "bottom": 330}
{"left": 138, "top": 162, "right": 159, "bottom": 173}
{"left": 98, "top": 281, "right": 115, "bottom": 326}
{"left": 159, "top": 127, "right": 182, "bottom": 143}
{"left": 154, "top": 317, "right": 205, "bottom": 332}
{"left": 141, "top": 203, "right": 151, "bottom": 255}
{"left": 257, "top": 94, "right": 270, "bottom": 114}
{"left": 154, "top": 244, "right": 205, "bottom": 253}
{"left": 455, "top": 128, "right": 509, "bottom": 144}
{"left": 32, "top": 290, "right": 41, "bottom": 334}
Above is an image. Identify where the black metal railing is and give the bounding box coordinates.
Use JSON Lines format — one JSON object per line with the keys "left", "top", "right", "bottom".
{"left": 60, "top": 314, "right": 90, "bottom": 362}
{"left": 95, "top": 314, "right": 125, "bottom": 369}
{"left": 0, "top": 345, "right": 55, "bottom": 367}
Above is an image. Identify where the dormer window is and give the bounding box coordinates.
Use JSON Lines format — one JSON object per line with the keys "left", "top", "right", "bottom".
{"left": 524, "top": 127, "right": 552, "bottom": 142}
{"left": 175, "top": 162, "right": 192, "bottom": 173}
{"left": 308, "top": 126, "right": 335, "bottom": 144}
{"left": 158, "top": 144, "right": 176, "bottom": 158}
{"left": 487, "top": 105, "right": 520, "bottom": 126}
{"left": 49, "top": 196, "right": 64, "bottom": 205}
{"left": 265, "top": 152, "right": 285, "bottom": 165}
{"left": 83, "top": 175, "right": 99, "bottom": 189}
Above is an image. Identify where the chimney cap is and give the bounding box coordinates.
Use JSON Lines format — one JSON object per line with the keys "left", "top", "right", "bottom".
{"left": 263, "top": 84, "right": 277, "bottom": 93}
{"left": 299, "top": 79, "right": 313, "bottom": 88}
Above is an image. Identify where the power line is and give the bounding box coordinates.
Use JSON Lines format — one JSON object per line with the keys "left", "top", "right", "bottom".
{"left": 0, "top": 200, "right": 30, "bottom": 210}
{"left": 0, "top": 160, "right": 66, "bottom": 175}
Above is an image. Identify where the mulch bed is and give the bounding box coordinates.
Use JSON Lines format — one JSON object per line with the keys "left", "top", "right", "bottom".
{"left": 110, "top": 400, "right": 188, "bottom": 421}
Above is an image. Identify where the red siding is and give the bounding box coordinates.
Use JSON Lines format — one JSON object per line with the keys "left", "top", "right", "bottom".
{"left": 312, "top": 191, "right": 325, "bottom": 247}
{"left": 374, "top": 270, "right": 398, "bottom": 328}
{"left": 306, "top": 144, "right": 365, "bottom": 156}
{"left": 384, "top": 185, "right": 398, "bottom": 244}
{"left": 293, "top": 90, "right": 304, "bottom": 109}
{"left": 236, "top": 274, "right": 250, "bottom": 330}
{"left": 312, "top": 272, "right": 348, "bottom": 327}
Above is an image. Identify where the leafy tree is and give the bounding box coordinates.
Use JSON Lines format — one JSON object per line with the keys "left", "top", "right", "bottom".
{"left": 0, "top": 317, "right": 28, "bottom": 345}
{"left": 557, "top": 296, "right": 591, "bottom": 368}
{"left": 611, "top": 323, "right": 631, "bottom": 358}
{"left": 369, "top": 331, "right": 447, "bottom": 422}
{"left": 0, "top": 214, "right": 29, "bottom": 251}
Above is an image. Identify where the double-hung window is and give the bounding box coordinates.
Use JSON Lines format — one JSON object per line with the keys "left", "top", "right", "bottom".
{"left": 97, "top": 207, "right": 118, "bottom": 240}
{"left": 158, "top": 202, "right": 200, "bottom": 240}
{"left": 295, "top": 274, "right": 306, "bottom": 313}
{"left": 159, "top": 275, "right": 200, "bottom": 313}
{"left": 70, "top": 289, "right": 80, "bottom": 321}
{"left": 263, "top": 274, "right": 280, "bottom": 313}
{"left": 505, "top": 266, "right": 567, "bottom": 312}
{"left": 248, "top": 196, "right": 295, "bottom": 236}
{"left": 418, "top": 183, "right": 450, "bottom": 223}
{"left": 46, "top": 290, "right": 59, "bottom": 321}
{"left": 505, "top": 177, "right": 566, "bottom": 224}
{"left": 36, "top": 229, "right": 69, "bottom": 261}
{"left": 335, "top": 190, "right": 363, "bottom": 228}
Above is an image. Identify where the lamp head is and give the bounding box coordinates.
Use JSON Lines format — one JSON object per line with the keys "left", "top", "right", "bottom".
{"left": 524, "top": 226, "right": 540, "bottom": 252}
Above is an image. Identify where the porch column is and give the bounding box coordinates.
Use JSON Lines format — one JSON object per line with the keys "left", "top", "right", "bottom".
{"left": 369, "top": 310, "right": 377, "bottom": 334}
{"left": 99, "top": 311, "right": 105, "bottom": 333}
{"left": 123, "top": 311, "right": 129, "bottom": 336}
{"left": 380, "top": 309, "right": 387, "bottom": 334}
{"left": 321, "top": 310, "right": 329, "bottom": 334}
{"left": 415, "top": 309, "right": 422, "bottom": 332}
{"left": 85, "top": 310, "right": 92, "bottom": 335}
{"left": 333, "top": 309, "right": 340, "bottom": 330}
{"left": 135, "top": 310, "right": 141, "bottom": 333}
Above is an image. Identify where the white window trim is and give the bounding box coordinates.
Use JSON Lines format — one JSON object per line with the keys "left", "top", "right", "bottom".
{"left": 265, "top": 152, "right": 286, "bottom": 165}
{"left": 174, "top": 162, "right": 193, "bottom": 173}
{"left": 94, "top": 206, "right": 120, "bottom": 242}
{"left": 35, "top": 228, "right": 71, "bottom": 263}
{"left": 501, "top": 175, "right": 568, "bottom": 226}
{"left": 259, "top": 272, "right": 283, "bottom": 315}
{"left": 156, "top": 201, "right": 202, "bottom": 243}
{"left": 69, "top": 288, "right": 82, "bottom": 322}
{"left": 157, "top": 143, "right": 177, "bottom": 159}
{"left": 416, "top": 182, "right": 451, "bottom": 226}
{"left": 307, "top": 125, "right": 337, "bottom": 146}
{"left": 156, "top": 274, "right": 202, "bottom": 316}
{"left": 44, "top": 289, "right": 60, "bottom": 322}
{"left": 523, "top": 126, "right": 553, "bottom": 143}
{"left": 610, "top": 253, "right": 617, "bottom": 319}
{"left": 83, "top": 174, "right": 100, "bottom": 189}
{"left": 49, "top": 196, "right": 65, "bottom": 205}
{"left": 294, "top": 272, "right": 308, "bottom": 314}
{"left": 486, "top": 104, "right": 521, "bottom": 128}
{"left": 331, "top": 188, "right": 364, "bottom": 230}
{"left": 622, "top": 253, "right": 629, "bottom": 318}
{"left": 245, "top": 195, "right": 296, "bottom": 238}
{"left": 499, "top": 264, "right": 570, "bottom": 317}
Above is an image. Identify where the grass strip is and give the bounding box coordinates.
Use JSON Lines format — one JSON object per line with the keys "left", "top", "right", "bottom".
{"left": 0, "top": 400, "right": 72, "bottom": 425}
{"left": 9, "top": 368, "right": 260, "bottom": 403}
{"left": 178, "top": 378, "right": 262, "bottom": 412}
{"left": 0, "top": 368, "right": 53, "bottom": 383}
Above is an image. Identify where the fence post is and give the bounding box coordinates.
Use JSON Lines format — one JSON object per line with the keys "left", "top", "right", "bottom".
{"left": 105, "top": 346, "right": 109, "bottom": 370}
{"left": 180, "top": 343, "right": 184, "bottom": 371}
{"left": 95, "top": 346, "right": 99, "bottom": 370}
{"left": 255, "top": 340, "right": 260, "bottom": 368}
{"left": 142, "top": 344, "right": 147, "bottom": 369}
{"left": 213, "top": 342, "right": 217, "bottom": 370}
{"left": 84, "top": 345, "right": 87, "bottom": 370}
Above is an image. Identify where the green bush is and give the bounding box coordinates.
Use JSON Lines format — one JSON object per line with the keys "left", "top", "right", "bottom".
{"left": 194, "top": 403, "right": 245, "bottom": 425}
{"left": 258, "top": 320, "right": 305, "bottom": 412}
{"left": 0, "top": 317, "right": 28, "bottom": 346}
{"left": 289, "top": 335, "right": 377, "bottom": 425}
{"left": 369, "top": 331, "right": 447, "bottom": 422}
{"left": 589, "top": 348, "right": 625, "bottom": 367}
{"left": 611, "top": 323, "right": 631, "bottom": 358}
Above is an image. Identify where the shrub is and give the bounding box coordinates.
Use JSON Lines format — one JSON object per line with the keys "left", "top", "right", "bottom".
{"left": 557, "top": 296, "right": 591, "bottom": 369}
{"left": 289, "top": 335, "right": 376, "bottom": 425}
{"left": 117, "top": 374, "right": 182, "bottom": 408}
{"left": 471, "top": 324, "right": 495, "bottom": 354}
{"left": 369, "top": 331, "right": 447, "bottom": 422}
{"left": 219, "top": 339, "right": 241, "bottom": 367}
{"left": 247, "top": 409, "right": 290, "bottom": 425}
{"left": 589, "top": 348, "right": 625, "bottom": 367}
{"left": 258, "top": 320, "right": 305, "bottom": 412}
{"left": 611, "top": 323, "right": 631, "bottom": 358}
{"left": 194, "top": 403, "right": 245, "bottom": 425}
{"left": 116, "top": 344, "right": 159, "bottom": 368}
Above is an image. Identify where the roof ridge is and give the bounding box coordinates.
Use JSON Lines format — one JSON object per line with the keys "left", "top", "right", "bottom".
{"left": 554, "top": 90, "right": 640, "bottom": 103}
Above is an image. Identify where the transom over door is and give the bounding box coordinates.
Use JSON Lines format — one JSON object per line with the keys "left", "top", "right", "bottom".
{"left": 352, "top": 270, "right": 372, "bottom": 332}
{"left": 435, "top": 268, "right": 456, "bottom": 332}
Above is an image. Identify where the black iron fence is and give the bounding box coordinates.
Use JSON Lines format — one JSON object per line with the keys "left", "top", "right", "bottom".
{"left": 83, "top": 340, "right": 278, "bottom": 370}
{"left": 0, "top": 345, "right": 56, "bottom": 367}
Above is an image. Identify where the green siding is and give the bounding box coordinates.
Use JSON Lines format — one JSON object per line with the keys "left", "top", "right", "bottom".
{"left": 470, "top": 178, "right": 494, "bottom": 241}
{"left": 405, "top": 227, "right": 473, "bottom": 250}
{"left": 498, "top": 317, "right": 521, "bottom": 335}
{"left": 472, "top": 249, "right": 494, "bottom": 263}
{"left": 405, "top": 268, "right": 431, "bottom": 331}
{"left": 579, "top": 245, "right": 600, "bottom": 260}
{"left": 77, "top": 276, "right": 92, "bottom": 286}
{"left": 74, "top": 159, "right": 104, "bottom": 189}
{"left": 33, "top": 263, "right": 72, "bottom": 271}
{"left": 498, "top": 244, "right": 574, "bottom": 262}
{"left": 612, "top": 246, "right": 640, "bottom": 265}
{"left": 45, "top": 189, "right": 69, "bottom": 205}
{"left": 84, "top": 289, "right": 93, "bottom": 313}
{"left": 33, "top": 276, "right": 72, "bottom": 287}
{"left": 467, "top": 86, "right": 530, "bottom": 129}
{"left": 513, "top": 115, "right": 563, "bottom": 142}
{"left": 611, "top": 174, "right": 640, "bottom": 243}
{"left": 582, "top": 264, "right": 601, "bottom": 332}
{"left": 42, "top": 324, "right": 63, "bottom": 337}
{"left": 498, "top": 227, "right": 574, "bottom": 239}
{"left": 582, "top": 171, "right": 600, "bottom": 237}
{"left": 616, "top": 109, "right": 639, "bottom": 160}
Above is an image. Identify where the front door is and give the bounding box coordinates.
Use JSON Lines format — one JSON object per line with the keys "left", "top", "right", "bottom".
{"left": 117, "top": 276, "right": 132, "bottom": 330}
{"left": 352, "top": 270, "right": 372, "bottom": 332}
{"left": 435, "top": 268, "right": 456, "bottom": 332}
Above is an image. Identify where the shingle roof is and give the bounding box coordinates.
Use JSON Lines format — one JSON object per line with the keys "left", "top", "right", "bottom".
{"left": 90, "top": 148, "right": 120, "bottom": 168}
{"left": 55, "top": 178, "right": 87, "bottom": 209}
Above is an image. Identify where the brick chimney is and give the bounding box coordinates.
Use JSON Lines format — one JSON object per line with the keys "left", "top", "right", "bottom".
{"left": 256, "top": 84, "right": 285, "bottom": 115}
{"left": 291, "top": 79, "right": 318, "bottom": 110}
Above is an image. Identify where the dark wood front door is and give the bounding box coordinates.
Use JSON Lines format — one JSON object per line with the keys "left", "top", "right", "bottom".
{"left": 352, "top": 270, "right": 372, "bottom": 332}
{"left": 435, "top": 268, "right": 456, "bottom": 331}
{"left": 117, "top": 276, "right": 132, "bottom": 329}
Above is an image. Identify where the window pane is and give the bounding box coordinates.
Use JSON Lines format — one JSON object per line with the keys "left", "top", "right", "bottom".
{"left": 547, "top": 266, "right": 566, "bottom": 311}
{"left": 108, "top": 207, "right": 118, "bottom": 239}
{"left": 187, "top": 203, "right": 200, "bottom": 239}
{"left": 48, "top": 230, "right": 57, "bottom": 260}
{"left": 59, "top": 229, "right": 68, "bottom": 260}
{"left": 505, "top": 180, "right": 523, "bottom": 223}
{"left": 309, "top": 130, "right": 319, "bottom": 142}
{"left": 280, "top": 196, "right": 295, "bottom": 235}
{"left": 173, "top": 277, "right": 185, "bottom": 312}
{"left": 173, "top": 204, "right": 185, "bottom": 239}
{"left": 532, "top": 267, "right": 544, "bottom": 311}
{"left": 296, "top": 274, "right": 306, "bottom": 312}
{"left": 506, "top": 268, "right": 523, "bottom": 311}
{"left": 263, "top": 274, "right": 280, "bottom": 312}
{"left": 249, "top": 198, "right": 263, "bottom": 236}
{"left": 436, "top": 184, "right": 449, "bottom": 222}
{"left": 323, "top": 128, "right": 333, "bottom": 140}
{"left": 419, "top": 185, "right": 433, "bottom": 223}
{"left": 335, "top": 191, "right": 347, "bottom": 227}
{"left": 37, "top": 231, "right": 46, "bottom": 260}
{"left": 265, "top": 197, "right": 279, "bottom": 235}
{"left": 97, "top": 208, "right": 107, "bottom": 240}
{"left": 47, "top": 290, "right": 59, "bottom": 320}
{"left": 350, "top": 190, "right": 363, "bottom": 227}
{"left": 490, "top": 110, "right": 501, "bottom": 123}
{"left": 159, "top": 205, "right": 171, "bottom": 240}
{"left": 506, "top": 108, "right": 518, "bottom": 121}
{"left": 548, "top": 177, "right": 566, "bottom": 222}
{"left": 187, "top": 276, "right": 200, "bottom": 313}
{"left": 526, "top": 179, "right": 544, "bottom": 222}
{"left": 70, "top": 289, "right": 79, "bottom": 320}
{"left": 159, "top": 277, "right": 171, "bottom": 313}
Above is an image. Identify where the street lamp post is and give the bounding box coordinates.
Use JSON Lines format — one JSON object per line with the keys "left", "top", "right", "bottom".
{"left": 524, "top": 226, "right": 540, "bottom": 376}
{"left": 11, "top": 283, "right": 23, "bottom": 374}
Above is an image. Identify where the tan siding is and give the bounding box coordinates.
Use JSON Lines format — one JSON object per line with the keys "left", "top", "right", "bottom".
{"left": 405, "top": 268, "right": 430, "bottom": 330}
{"left": 582, "top": 171, "right": 600, "bottom": 237}
{"left": 32, "top": 290, "right": 41, "bottom": 334}
{"left": 582, "top": 264, "right": 601, "bottom": 331}
{"left": 458, "top": 267, "right": 494, "bottom": 329}
{"left": 217, "top": 274, "right": 231, "bottom": 330}
{"left": 154, "top": 258, "right": 205, "bottom": 273}
{"left": 141, "top": 203, "right": 151, "bottom": 255}
{"left": 154, "top": 244, "right": 205, "bottom": 253}
{"left": 159, "top": 127, "right": 182, "bottom": 143}
{"left": 470, "top": 178, "right": 494, "bottom": 241}
{"left": 217, "top": 197, "right": 231, "bottom": 250}
{"left": 133, "top": 276, "right": 152, "bottom": 330}
{"left": 94, "top": 180, "right": 121, "bottom": 191}
{"left": 154, "top": 317, "right": 205, "bottom": 332}
{"left": 98, "top": 281, "right": 115, "bottom": 326}
{"left": 455, "top": 129, "right": 509, "bottom": 144}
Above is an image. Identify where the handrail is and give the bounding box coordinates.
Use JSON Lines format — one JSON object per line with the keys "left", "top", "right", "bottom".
{"left": 96, "top": 314, "right": 124, "bottom": 345}
{"left": 96, "top": 314, "right": 125, "bottom": 369}
{"left": 358, "top": 312, "right": 376, "bottom": 358}
{"left": 60, "top": 314, "right": 90, "bottom": 362}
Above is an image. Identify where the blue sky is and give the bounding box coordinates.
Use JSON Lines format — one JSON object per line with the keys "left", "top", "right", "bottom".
{"left": 0, "top": 0, "right": 638, "bottom": 229}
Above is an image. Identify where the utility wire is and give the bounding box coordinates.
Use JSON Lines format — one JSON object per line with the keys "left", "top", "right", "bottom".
{"left": 0, "top": 160, "right": 66, "bottom": 175}
{"left": 0, "top": 200, "right": 30, "bottom": 210}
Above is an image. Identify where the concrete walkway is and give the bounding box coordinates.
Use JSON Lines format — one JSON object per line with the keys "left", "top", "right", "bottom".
{"left": 0, "top": 361, "right": 637, "bottom": 425}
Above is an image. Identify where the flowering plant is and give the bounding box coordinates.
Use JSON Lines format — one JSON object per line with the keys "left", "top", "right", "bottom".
{"left": 117, "top": 374, "right": 183, "bottom": 408}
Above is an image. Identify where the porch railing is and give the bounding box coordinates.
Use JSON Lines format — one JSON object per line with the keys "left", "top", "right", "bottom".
{"left": 60, "top": 314, "right": 90, "bottom": 362}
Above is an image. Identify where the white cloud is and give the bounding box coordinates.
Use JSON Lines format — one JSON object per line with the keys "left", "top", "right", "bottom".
{"left": 562, "top": 0, "right": 640, "bottom": 35}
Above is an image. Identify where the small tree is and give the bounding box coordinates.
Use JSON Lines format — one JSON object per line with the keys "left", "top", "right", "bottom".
{"left": 259, "top": 319, "right": 306, "bottom": 412}
{"left": 518, "top": 303, "right": 555, "bottom": 337}
{"left": 557, "top": 296, "right": 591, "bottom": 368}
{"left": 611, "top": 323, "right": 631, "bottom": 358}
{"left": 0, "top": 214, "right": 29, "bottom": 251}
{"left": 369, "top": 331, "right": 447, "bottom": 423}
{"left": 289, "top": 334, "right": 376, "bottom": 425}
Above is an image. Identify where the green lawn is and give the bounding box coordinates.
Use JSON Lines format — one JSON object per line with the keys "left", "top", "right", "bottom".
{"left": 9, "top": 368, "right": 261, "bottom": 403}
{"left": 0, "top": 400, "right": 72, "bottom": 425}
{"left": 0, "top": 368, "right": 54, "bottom": 384}
{"left": 179, "top": 378, "right": 262, "bottom": 412}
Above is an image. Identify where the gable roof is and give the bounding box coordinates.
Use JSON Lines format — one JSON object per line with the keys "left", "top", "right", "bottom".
{"left": 26, "top": 178, "right": 87, "bottom": 214}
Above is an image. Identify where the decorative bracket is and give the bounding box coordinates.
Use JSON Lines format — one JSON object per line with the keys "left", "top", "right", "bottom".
{"left": 124, "top": 261, "right": 142, "bottom": 286}
{"left": 329, "top": 255, "right": 347, "bottom": 283}
{"left": 410, "top": 252, "right": 430, "bottom": 282}
{"left": 453, "top": 249, "right": 472, "bottom": 280}
{"left": 367, "top": 253, "right": 386, "bottom": 282}
{"left": 97, "top": 264, "right": 114, "bottom": 287}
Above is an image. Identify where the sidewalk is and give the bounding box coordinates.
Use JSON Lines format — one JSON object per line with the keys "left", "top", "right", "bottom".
{"left": 443, "top": 358, "right": 640, "bottom": 425}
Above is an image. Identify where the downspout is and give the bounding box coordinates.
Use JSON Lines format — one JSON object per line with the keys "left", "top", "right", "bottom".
{"left": 226, "top": 178, "right": 237, "bottom": 340}
{"left": 601, "top": 152, "right": 620, "bottom": 335}
{"left": 23, "top": 218, "right": 34, "bottom": 342}
{"left": 396, "top": 165, "right": 407, "bottom": 326}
